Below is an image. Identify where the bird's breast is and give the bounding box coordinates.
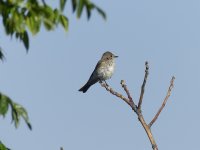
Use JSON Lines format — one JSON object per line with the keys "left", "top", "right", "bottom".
{"left": 97, "top": 61, "right": 115, "bottom": 80}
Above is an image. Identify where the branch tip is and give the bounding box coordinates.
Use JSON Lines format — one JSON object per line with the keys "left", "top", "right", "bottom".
{"left": 145, "top": 61, "right": 149, "bottom": 70}
{"left": 138, "top": 61, "right": 149, "bottom": 109}
{"left": 120, "top": 80, "right": 125, "bottom": 87}
{"left": 149, "top": 76, "right": 175, "bottom": 127}
{"left": 171, "top": 76, "right": 175, "bottom": 86}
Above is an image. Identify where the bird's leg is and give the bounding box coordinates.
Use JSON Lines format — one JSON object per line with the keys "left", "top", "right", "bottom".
{"left": 99, "top": 80, "right": 108, "bottom": 87}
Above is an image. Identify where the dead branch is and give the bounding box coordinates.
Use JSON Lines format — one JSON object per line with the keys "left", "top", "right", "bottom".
{"left": 120, "top": 80, "right": 134, "bottom": 103}
{"left": 99, "top": 62, "right": 175, "bottom": 150}
{"left": 99, "top": 81, "right": 131, "bottom": 108}
{"left": 119, "top": 80, "right": 158, "bottom": 150}
{"left": 149, "top": 76, "right": 175, "bottom": 127}
{"left": 138, "top": 61, "right": 149, "bottom": 109}
{"left": 100, "top": 80, "right": 158, "bottom": 150}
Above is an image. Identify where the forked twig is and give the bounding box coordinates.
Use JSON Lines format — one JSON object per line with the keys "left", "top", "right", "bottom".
{"left": 149, "top": 76, "right": 175, "bottom": 127}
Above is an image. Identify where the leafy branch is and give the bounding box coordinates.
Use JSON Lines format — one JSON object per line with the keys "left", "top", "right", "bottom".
{"left": 99, "top": 62, "right": 175, "bottom": 150}
{"left": 0, "top": 0, "right": 106, "bottom": 59}
{"left": 0, "top": 93, "right": 32, "bottom": 130}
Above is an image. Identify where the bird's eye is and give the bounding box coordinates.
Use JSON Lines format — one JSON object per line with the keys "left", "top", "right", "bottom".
{"left": 107, "top": 58, "right": 109, "bottom": 60}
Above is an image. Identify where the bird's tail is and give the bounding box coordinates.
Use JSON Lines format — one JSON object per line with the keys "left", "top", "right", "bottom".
{"left": 79, "top": 79, "right": 98, "bottom": 93}
{"left": 79, "top": 83, "right": 91, "bottom": 93}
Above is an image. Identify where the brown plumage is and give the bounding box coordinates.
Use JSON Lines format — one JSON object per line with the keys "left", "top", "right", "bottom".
{"left": 79, "top": 51, "right": 118, "bottom": 93}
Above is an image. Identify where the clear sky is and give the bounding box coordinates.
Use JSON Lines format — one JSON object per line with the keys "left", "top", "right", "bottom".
{"left": 0, "top": 0, "right": 200, "bottom": 149}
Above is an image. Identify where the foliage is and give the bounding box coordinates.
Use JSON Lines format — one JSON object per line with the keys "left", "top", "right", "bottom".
{"left": 0, "top": 0, "right": 105, "bottom": 149}
{"left": 74, "top": 0, "right": 106, "bottom": 19}
{"left": 0, "top": 93, "right": 32, "bottom": 130}
{"left": 0, "top": 141, "right": 10, "bottom": 150}
{"left": 0, "top": 47, "right": 4, "bottom": 60}
{"left": 0, "top": 0, "right": 106, "bottom": 59}
{"left": 0, "top": 0, "right": 105, "bottom": 131}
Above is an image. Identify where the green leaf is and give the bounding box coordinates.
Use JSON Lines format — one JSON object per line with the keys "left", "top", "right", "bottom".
{"left": 5, "top": 18, "right": 14, "bottom": 35}
{"left": 95, "top": 5, "right": 106, "bottom": 20}
{"left": 21, "top": 31, "right": 29, "bottom": 50}
{"left": 11, "top": 102, "right": 32, "bottom": 130}
{"left": 0, "top": 94, "right": 9, "bottom": 117}
{"left": 43, "top": 19, "right": 54, "bottom": 30}
{"left": 85, "top": 3, "right": 91, "bottom": 19}
{"left": 0, "top": 141, "right": 8, "bottom": 150}
{"left": 60, "top": 15, "right": 69, "bottom": 31}
{"left": 10, "top": 101, "right": 19, "bottom": 129}
{"left": 13, "top": 103, "right": 32, "bottom": 130}
{"left": 60, "top": 0, "right": 67, "bottom": 12}
{"left": 0, "top": 47, "right": 5, "bottom": 61}
{"left": 26, "top": 13, "right": 41, "bottom": 35}
{"left": 77, "top": 0, "right": 84, "bottom": 18}
{"left": 42, "top": 6, "right": 57, "bottom": 30}
{"left": 53, "top": 9, "right": 60, "bottom": 23}
{"left": 0, "top": 92, "right": 32, "bottom": 130}
{"left": 11, "top": 106, "right": 19, "bottom": 128}
{"left": 71, "top": 0, "right": 77, "bottom": 12}
{"left": 43, "top": 5, "right": 54, "bottom": 20}
{"left": 15, "top": 31, "right": 29, "bottom": 51}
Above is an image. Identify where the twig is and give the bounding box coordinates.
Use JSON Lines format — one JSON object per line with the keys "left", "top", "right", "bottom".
{"left": 149, "top": 76, "right": 175, "bottom": 127}
{"left": 99, "top": 81, "right": 131, "bottom": 107}
{"left": 120, "top": 80, "right": 134, "bottom": 102}
{"left": 120, "top": 80, "right": 137, "bottom": 111}
{"left": 138, "top": 61, "right": 149, "bottom": 109}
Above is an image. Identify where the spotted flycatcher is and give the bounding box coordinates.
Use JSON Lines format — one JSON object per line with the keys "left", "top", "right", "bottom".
{"left": 79, "top": 51, "right": 118, "bottom": 93}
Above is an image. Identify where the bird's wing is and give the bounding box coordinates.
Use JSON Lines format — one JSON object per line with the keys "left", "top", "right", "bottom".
{"left": 88, "top": 60, "right": 101, "bottom": 81}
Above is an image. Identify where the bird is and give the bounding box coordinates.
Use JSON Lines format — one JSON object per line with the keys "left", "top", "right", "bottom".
{"left": 79, "top": 51, "right": 118, "bottom": 93}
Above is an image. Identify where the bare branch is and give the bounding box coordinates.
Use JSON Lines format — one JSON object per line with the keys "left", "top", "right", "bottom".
{"left": 100, "top": 80, "right": 158, "bottom": 150}
{"left": 120, "top": 80, "right": 133, "bottom": 102}
{"left": 138, "top": 61, "right": 149, "bottom": 109}
{"left": 99, "top": 81, "right": 131, "bottom": 107}
{"left": 120, "top": 80, "right": 137, "bottom": 111}
{"left": 99, "top": 63, "right": 175, "bottom": 150}
{"left": 149, "top": 76, "right": 175, "bottom": 127}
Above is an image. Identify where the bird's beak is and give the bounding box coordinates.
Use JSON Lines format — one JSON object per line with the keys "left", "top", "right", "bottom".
{"left": 114, "top": 55, "right": 118, "bottom": 58}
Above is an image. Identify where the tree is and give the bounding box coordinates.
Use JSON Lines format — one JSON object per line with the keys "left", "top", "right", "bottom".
{"left": 0, "top": 0, "right": 105, "bottom": 149}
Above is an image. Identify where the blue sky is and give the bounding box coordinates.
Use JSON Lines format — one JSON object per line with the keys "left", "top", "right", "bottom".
{"left": 0, "top": 0, "right": 200, "bottom": 149}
